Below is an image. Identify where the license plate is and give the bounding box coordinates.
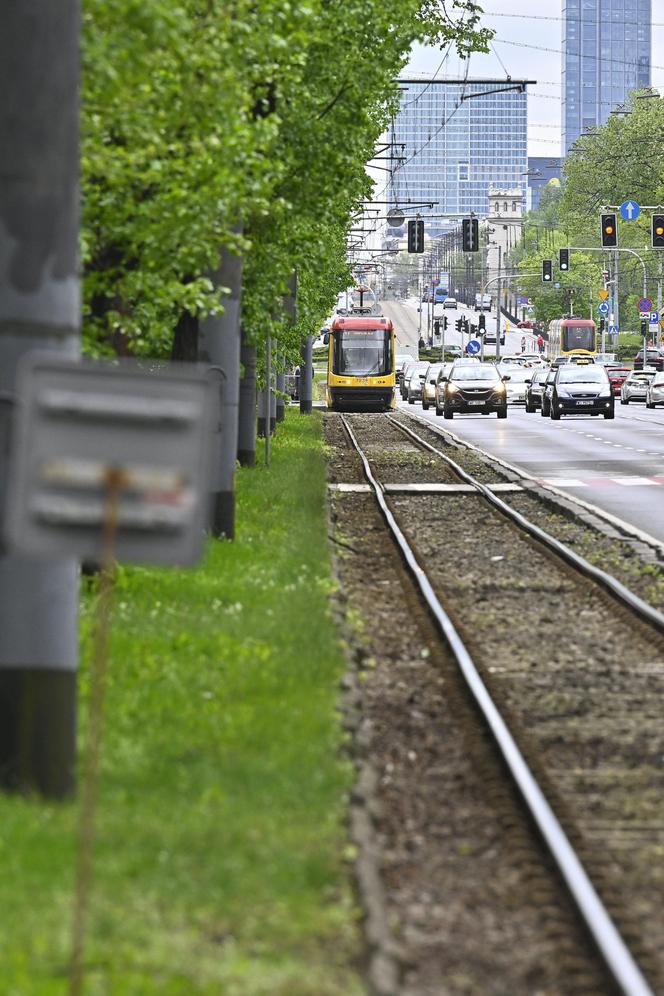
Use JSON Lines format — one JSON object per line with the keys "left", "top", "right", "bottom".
{"left": 468, "top": 400, "right": 485, "bottom": 406}
{"left": 576, "top": 400, "right": 593, "bottom": 406}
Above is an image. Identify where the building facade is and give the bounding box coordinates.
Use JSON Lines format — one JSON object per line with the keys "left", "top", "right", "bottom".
{"left": 562, "top": 0, "right": 651, "bottom": 154}
{"left": 388, "top": 78, "right": 529, "bottom": 235}
{"left": 526, "top": 157, "right": 563, "bottom": 212}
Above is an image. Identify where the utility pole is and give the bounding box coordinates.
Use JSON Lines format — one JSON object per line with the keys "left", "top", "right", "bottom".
{"left": 496, "top": 246, "right": 503, "bottom": 360}
{"left": 198, "top": 239, "right": 242, "bottom": 539}
{"left": 0, "top": 1, "right": 80, "bottom": 797}
{"left": 658, "top": 256, "right": 662, "bottom": 349}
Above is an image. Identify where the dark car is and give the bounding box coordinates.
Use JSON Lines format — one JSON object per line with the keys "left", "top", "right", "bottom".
{"left": 634, "top": 347, "right": 664, "bottom": 371}
{"left": 549, "top": 363, "right": 614, "bottom": 420}
{"left": 540, "top": 367, "right": 558, "bottom": 416}
{"left": 606, "top": 366, "right": 631, "bottom": 395}
{"left": 525, "top": 367, "right": 550, "bottom": 412}
{"left": 439, "top": 362, "right": 507, "bottom": 419}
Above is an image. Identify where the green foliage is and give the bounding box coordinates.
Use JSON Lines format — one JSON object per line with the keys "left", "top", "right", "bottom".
{"left": 81, "top": 1, "right": 492, "bottom": 360}
{"left": 0, "top": 413, "right": 364, "bottom": 994}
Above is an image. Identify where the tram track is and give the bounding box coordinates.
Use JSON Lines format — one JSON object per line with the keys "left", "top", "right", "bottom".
{"left": 328, "top": 411, "right": 664, "bottom": 995}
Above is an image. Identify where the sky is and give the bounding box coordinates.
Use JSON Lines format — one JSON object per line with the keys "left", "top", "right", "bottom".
{"left": 404, "top": 1, "right": 664, "bottom": 158}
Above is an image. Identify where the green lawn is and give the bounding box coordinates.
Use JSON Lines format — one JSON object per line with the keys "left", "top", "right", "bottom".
{"left": 0, "top": 412, "right": 363, "bottom": 995}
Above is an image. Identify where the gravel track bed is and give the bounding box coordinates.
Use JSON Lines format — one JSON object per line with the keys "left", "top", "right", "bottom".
{"left": 336, "top": 412, "right": 664, "bottom": 992}
{"left": 392, "top": 409, "right": 664, "bottom": 613}
{"left": 324, "top": 416, "right": 616, "bottom": 996}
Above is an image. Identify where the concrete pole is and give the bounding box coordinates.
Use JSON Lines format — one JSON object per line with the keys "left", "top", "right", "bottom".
{"left": 237, "top": 333, "right": 256, "bottom": 466}
{"left": 198, "top": 241, "right": 242, "bottom": 539}
{"left": 275, "top": 360, "right": 285, "bottom": 423}
{"left": 496, "top": 246, "right": 503, "bottom": 360}
{"left": 658, "top": 256, "right": 662, "bottom": 349}
{"left": 0, "top": 1, "right": 80, "bottom": 797}
{"left": 299, "top": 335, "right": 313, "bottom": 413}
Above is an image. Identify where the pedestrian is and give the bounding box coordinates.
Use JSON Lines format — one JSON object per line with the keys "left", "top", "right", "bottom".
{"left": 537, "top": 333, "right": 545, "bottom": 355}
{"left": 521, "top": 335, "right": 526, "bottom": 353}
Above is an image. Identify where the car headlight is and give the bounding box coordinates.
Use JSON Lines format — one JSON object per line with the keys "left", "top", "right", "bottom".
{"left": 447, "top": 384, "right": 460, "bottom": 394}
{"left": 495, "top": 383, "right": 506, "bottom": 393}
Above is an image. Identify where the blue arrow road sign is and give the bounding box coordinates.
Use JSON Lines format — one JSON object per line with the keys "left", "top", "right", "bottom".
{"left": 466, "top": 339, "right": 481, "bottom": 354}
{"left": 638, "top": 297, "right": 653, "bottom": 312}
{"left": 598, "top": 301, "right": 610, "bottom": 316}
{"left": 620, "top": 199, "right": 641, "bottom": 221}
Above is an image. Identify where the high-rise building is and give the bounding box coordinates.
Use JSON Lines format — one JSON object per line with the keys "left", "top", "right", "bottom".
{"left": 388, "top": 78, "right": 530, "bottom": 235}
{"left": 526, "top": 157, "right": 562, "bottom": 212}
{"left": 562, "top": 0, "right": 651, "bottom": 154}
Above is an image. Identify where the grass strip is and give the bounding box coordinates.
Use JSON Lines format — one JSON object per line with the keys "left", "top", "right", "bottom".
{"left": 0, "top": 409, "right": 363, "bottom": 995}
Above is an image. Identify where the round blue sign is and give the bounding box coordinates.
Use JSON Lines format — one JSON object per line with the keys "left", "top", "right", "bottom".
{"left": 620, "top": 200, "right": 641, "bottom": 221}
{"left": 639, "top": 297, "right": 653, "bottom": 312}
{"left": 597, "top": 301, "right": 609, "bottom": 316}
{"left": 466, "top": 339, "right": 481, "bottom": 354}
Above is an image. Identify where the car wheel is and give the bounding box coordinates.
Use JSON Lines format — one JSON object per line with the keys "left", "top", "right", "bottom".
{"left": 422, "top": 401, "right": 429, "bottom": 411}
{"left": 435, "top": 405, "right": 443, "bottom": 416}
{"left": 408, "top": 397, "right": 414, "bottom": 405}
{"left": 621, "top": 398, "right": 628, "bottom": 405}
{"left": 443, "top": 406, "right": 454, "bottom": 419}
{"left": 525, "top": 400, "right": 534, "bottom": 413}
{"left": 497, "top": 407, "right": 507, "bottom": 419}
{"left": 550, "top": 406, "right": 561, "bottom": 421}
{"left": 540, "top": 403, "right": 548, "bottom": 417}
{"left": 646, "top": 400, "right": 654, "bottom": 409}
{"left": 604, "top": 407, "right": 615, "bottom": 419}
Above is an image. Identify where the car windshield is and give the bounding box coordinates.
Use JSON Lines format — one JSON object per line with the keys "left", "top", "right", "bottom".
{"left": 557, "top": 366, "right": 607, "bottom": 385}
{"left": 426, "top": 364, "right": 443, "bottom": 380}
{"left": 451, "top": 366, "right": 499, "bottom": 382}
{"left": 535, "top": 370, "right": 549, "bottom": 383}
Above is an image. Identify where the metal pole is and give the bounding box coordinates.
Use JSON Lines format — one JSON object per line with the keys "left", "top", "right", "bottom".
{"left": 198, "top": 240, "right": 242, "bottom": 539}
{"left": 0, "top": 0, "right": 80, "bottom": 798}
{"left": 265, "top": 335, "right": 271, "bottom": 466}
{"left": 300, "top": 334, "right": 313, "bottom": 415}
{"left": 613, "top": 250, "right": 620, "bottom": 338}
{"left": 496, "top": 246, "right": 502, "bottom": 360}
{"left": 658, "top": 257, "right": 662, "bottom": 349}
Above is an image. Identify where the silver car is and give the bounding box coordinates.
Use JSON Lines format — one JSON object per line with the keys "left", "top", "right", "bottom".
{"left": 422, "top": 362, "right": 444, "bottom": 410}
{"left": 504, "top": 367, "right": 533, "bottom": 404}
{"left": 646, "top": 371, "right": 664, "bottom": 408}
{"left": 405, "top": 361, "right": 430, "bottom": 404}
{"left": 620, "top": 370, "right": 654, "bottom": 404}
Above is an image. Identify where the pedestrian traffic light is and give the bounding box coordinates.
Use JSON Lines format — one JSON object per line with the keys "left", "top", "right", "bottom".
{"left": 641, "top": 319, "right": 648, "bottom": 336}
{"left": 478, "top": 313, "right": 486, "bottom": 332}
{"left": 559, "top": 248, "right": 570, "bottom": 271}
{"left": 407, "top": 218, "right": 425, "bottom": 253}
{"left": 462, "top": 217, "right": 479, "bottom": 252}
{"left": 652, "top": 214, "right": 664, "bottom": 249}
{"left": 600, "top": 212, "right": 617, "bottom": 248}
{"left": 433, "top": 319, "right": 440, "bottom": 335}
{"left": 542, "top": 259, "right": 553, "bottom": 283}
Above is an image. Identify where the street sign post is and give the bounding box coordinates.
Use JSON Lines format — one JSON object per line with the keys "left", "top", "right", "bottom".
{"left": 597, "top": 301, "right": 610, "bottom": 316}
{"left": 620, "top": 200, "right": 641, "bottom": 221}
{"left": 6, "top": 357, "right": 218, "bottom": 566}
{"left": 638, "top": 297, "right": 653, "bottom": 312}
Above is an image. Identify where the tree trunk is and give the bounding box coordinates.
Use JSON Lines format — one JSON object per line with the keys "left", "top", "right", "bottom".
{"left": 237, "top": 332, "right": 256, "bottom": 466}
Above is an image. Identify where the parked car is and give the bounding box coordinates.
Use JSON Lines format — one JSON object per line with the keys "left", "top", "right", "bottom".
{"left": 442, "top": 297, "right": 458, "bottom": 310}
{"left": 504, "top": 367, "right": 533, "bottom": 404}
{"left": 438, "top": 362, "right": 508, "bottom": 419}
{"left": 606, "top": 366, "right": 631, "bottom": 395}
{"left": 548, "top": 363, "right": 614, "bottom": 420}
{"left": 646, "top": 371, "right": 664, "bottom": 408}
{"left": 634, "top": 347, "right": 664, "bottom": 371}
{"left": 405, "top": 361, "right": 430, "bottom": 404}
{"left": 525, "top": 367, "right": 550, "bottom": 412}
{"left": 422, "top": 362, "right": 444, "bottom": 410}
{"left": 540, "top": 367, "right": 559, "bottom": 417}
{"left": 621, "top": 370, "right": 655, "bottom": 404}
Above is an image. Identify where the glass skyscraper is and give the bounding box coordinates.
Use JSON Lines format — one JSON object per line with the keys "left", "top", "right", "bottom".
{"left": 562, "top": 0, "right": 651, "bottom": 154}
{"left": 389, "top": 78, "right": 529, "bottom": 233}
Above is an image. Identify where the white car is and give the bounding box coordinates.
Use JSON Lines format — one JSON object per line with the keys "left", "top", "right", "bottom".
{"left": 520, "top": 352, "right": 547, "bottom": 367}
{"left": 646, "top": 371, "right": 664, "bottom": 408}
{"left": 620, "top": 370, "right": 654, "bottom": 404}
{"left": 504, "top": 367, "right": 533, "bottom": 404}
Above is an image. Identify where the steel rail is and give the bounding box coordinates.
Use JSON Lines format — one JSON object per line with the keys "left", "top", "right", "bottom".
{"left": 340, "top": 413, "right": 654, "bottom": 996}
{"left": 387, "top": 414, "right": 664, "bottom": 636}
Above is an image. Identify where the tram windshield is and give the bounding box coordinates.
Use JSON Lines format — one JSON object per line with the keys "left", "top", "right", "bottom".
{"left": 562, "top": 325, "right": 595, "bottom": 352}
{"left": 334, "top": 329, "right": 391, "bottom": 376}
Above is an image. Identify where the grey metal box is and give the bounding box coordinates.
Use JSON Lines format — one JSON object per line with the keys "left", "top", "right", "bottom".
{"left": 5, "top": 356, "right": 218, "bottom": 566}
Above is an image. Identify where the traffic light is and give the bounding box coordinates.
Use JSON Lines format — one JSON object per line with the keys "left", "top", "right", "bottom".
{"left": 542, "top": 259, "right": 553, "bottom": 283}
{"left": 641, "top": 319, "right": 648, "bottom": 336}
{"left": 455, "top": 318, "right": 462, "bottom": 333}
{"left": 652, "top": 214, "right": 664, "bottom": 249}
{"left": 600, "top": 212, "right": 617, "bottom": 248}
{"left": 478, "top": 313, "right": 486, "bottom": 332}
{"left": 599, "top": 317, "right": 606, "bottom": 334}
{"left": 443, "top": 316, "right": 449, "bottom": 330}
{"left": 461, "top": 316, "right": 469, "bottom": 334}
{"left": 433, "top": 319, "right": 440, "bottom": 335}
{"left": 407, "top": 218, "right": 425, "bottom": 253}
{"left": 559, "top": 248, "right": 570, "bottom": 271}
{"left": 462, "top": 217, "right": 479, "bottom": 252}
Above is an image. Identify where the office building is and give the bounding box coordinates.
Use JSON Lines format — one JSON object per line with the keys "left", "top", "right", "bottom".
{"left": 388, "top": 78, "right": 530, "bottom": 235}
{"left": 562, "top": 0, "right": 651, "bottom": 154}
{"left": 526, "top": 157, "right": 562, "bottom": 212}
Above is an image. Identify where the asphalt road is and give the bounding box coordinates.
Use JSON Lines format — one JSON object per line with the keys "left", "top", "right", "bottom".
{"left": 401, "top": 397, "right": 664, "bottom": 543}
{"left": 382, "top": 297, "right": 536, "bottom": 359}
